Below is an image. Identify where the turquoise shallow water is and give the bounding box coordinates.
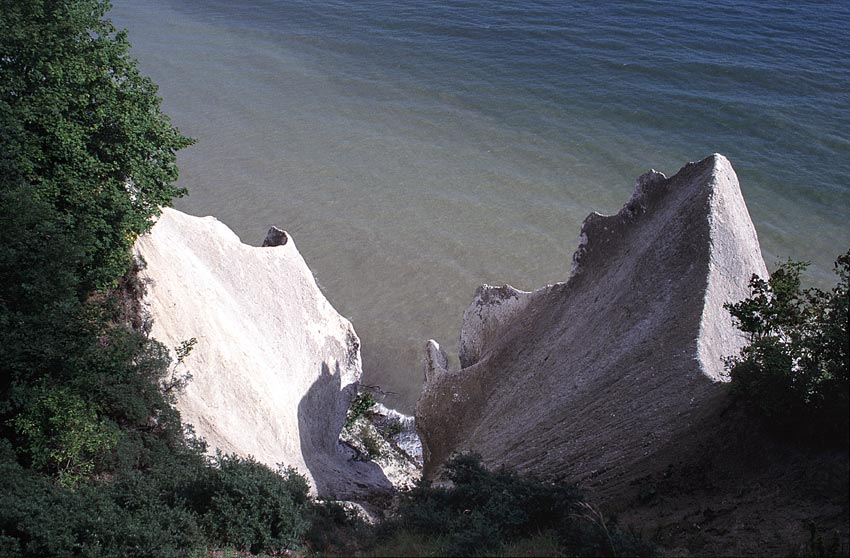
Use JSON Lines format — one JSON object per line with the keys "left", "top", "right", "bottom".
{"left": 111, "top": 0, "right": 850, "bottom": 412}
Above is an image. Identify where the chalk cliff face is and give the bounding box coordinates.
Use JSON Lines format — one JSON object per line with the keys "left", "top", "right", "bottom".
{"left": 135, "top": 208, "right": 391, "bottom": 498}
{"left": 416, "top": 154, "right": 768, "bottom": 493}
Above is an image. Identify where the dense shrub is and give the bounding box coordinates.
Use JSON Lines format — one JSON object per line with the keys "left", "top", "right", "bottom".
{"left": 1, "top": 438, "right": 321, "bottom": 557}
{"left": 303, "top": 500, "right": 371, "bottom": 555}
{"left": 0, "top": 441, "right": 206, "bottom": 558}
{"left": 12, "top": 387, "right": 119, "bottom": 488}
{"left": 725, "top": 250, "right": 849, "bottom": 446}
{"left": 386, "top": 454, "right": 653, "bottom": 557}
{"left": 191, "top": 453, "right": 311, "bottom": 554}
{"left": 0, "top": 0, "right": 194, "bottom": 484}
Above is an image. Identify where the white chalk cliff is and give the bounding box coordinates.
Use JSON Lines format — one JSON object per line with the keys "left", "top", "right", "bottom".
{"left": 134, "top": 208, "right": 392, "bottom": 498}
{"left": 416, "top": 154, "right": 768, "bottom": 494}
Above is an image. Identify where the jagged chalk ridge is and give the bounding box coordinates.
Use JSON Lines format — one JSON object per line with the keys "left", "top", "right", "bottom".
{"left": 135, "top": 208, "right": 393, "bottom": 498}
{"left": 416, "top": 154, "right": 768, "bottom": 495}
{"left": 459, "top": 285, "right": 540, "bottom": 370}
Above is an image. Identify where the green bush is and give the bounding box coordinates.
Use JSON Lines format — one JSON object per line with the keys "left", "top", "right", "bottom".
{"left": 1, "top": 3, "right": 328, "bottom": 556}
{"left": 345, "top": 391, "right": 376, "bottom": 430}
{"left": 0, "top": 441, "right": 206, "bottom": 558}
{"left": 12, "top": 387, "right": 118, "bottom": 488}
{"left": 357, "top": 424, "right": 384, "bottom": 460}
{"left": 383, "top": 417, "right": 404, "bottom": 438}
{"left": 192, "top": 453, "right": 311, "bottom": 554}
{"left": 1, "top": 0, "right": 194, "bottom": 480}
{"left": 303, "top": 500, "right": 371, "bottom": 555}
{"left": 386, "top": 454, "right": 653, "bottom": 557}
{"left": 725, "top": 250, "right": 849, "bottom": 446}
{"left": 1, "top": 438, "right": 321, "bottom": 557}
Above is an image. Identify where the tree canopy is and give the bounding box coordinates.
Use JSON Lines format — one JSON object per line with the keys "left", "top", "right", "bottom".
{"left": 1, "top": 0, "right": 194, "bottom": 489}
{"left": 725, "top": 251, "right": 850, "bottom": 446}
{"left": 1, "top": 0, "right": 193, "bottom": 292}
{"left": 0, "top": 4, "right": 323, "bottom": 555}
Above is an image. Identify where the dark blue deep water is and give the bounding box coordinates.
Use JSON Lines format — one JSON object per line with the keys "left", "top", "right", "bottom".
{"left": 112, "top": 0, "right": 850, "bottom": 410}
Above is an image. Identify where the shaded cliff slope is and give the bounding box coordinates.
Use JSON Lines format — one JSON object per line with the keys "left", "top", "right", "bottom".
{"left": 417, "top": 154, "right": 768, "bottom": 495}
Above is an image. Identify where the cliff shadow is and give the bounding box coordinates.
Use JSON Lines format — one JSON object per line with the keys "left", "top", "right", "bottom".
{"left": 298, "top": 361, "right": 392, "bottom": 499}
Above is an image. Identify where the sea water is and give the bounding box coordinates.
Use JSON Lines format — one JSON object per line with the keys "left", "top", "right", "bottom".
{"left": 110, "top": 0, "right": 850, "bottom": 412}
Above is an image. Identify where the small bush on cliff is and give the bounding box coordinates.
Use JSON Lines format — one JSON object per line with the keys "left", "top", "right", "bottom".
{"left": 344, "top": 391, "right": 377, "bottom": 430}
{"left": 725, "top": 250, "right": 849, "bottom": 446}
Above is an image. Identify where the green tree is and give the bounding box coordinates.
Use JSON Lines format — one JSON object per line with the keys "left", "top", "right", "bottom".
{"left": 724, "top": 250, "right": 850, "bottom": 446}
{"left": 0, "top": 0, "right": 194, "bottom": 490}
{"left": 0, "top": 0, "right": 194, "bottom": 466}
{"left": 0, "top": 3, "right": 320, "bottom": 554}
{"left": 1, "top": 0, "right": 193, "bottom": 291}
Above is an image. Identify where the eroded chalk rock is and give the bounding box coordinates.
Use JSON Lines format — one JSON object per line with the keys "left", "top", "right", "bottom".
{"left": 459, "top": 285, "right": 539, "bottom": 369}
{"left": 135, "top": 208, "right": 392, "bottom": 498}
{"left": 416, "top": 154, "right": 768, "bottom": 495}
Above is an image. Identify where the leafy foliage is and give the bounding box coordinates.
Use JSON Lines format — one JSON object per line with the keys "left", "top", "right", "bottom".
{"left": 725, "top": 251, "right": 849, "bottom": 446}
{"left": 345, "top": 390, "right": 376, "bottom": 430}
{"left": 1, "top": 0, "right": 193, "bottom": 290}
{"left": 302, "top": 500, "right": 371, "bottom": 555}
{"left": 0, "top": 0, "right": 194, "bottom": 472}
{"left": 384, "top": 454, "right": 653, "bottom": 557}
{"left": 383, "top": 417, "right": 404, "bottom": 438}
{"left": 1, "top": 434, "right": 317, "bottom": 557}
{"left": 193, "top": 453, "right": 311, "bottom": 554}
{"left": 12, "top": 388, "right": 119, "bottom": 488}
{"left": 0, "top": 2, "right": 317, "bottom": 556}
{"left": 359, "top": 424, "right": 384, "bottom": 459}
{"left": 0, "top": 440, "right": 206, "bottom": 558}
